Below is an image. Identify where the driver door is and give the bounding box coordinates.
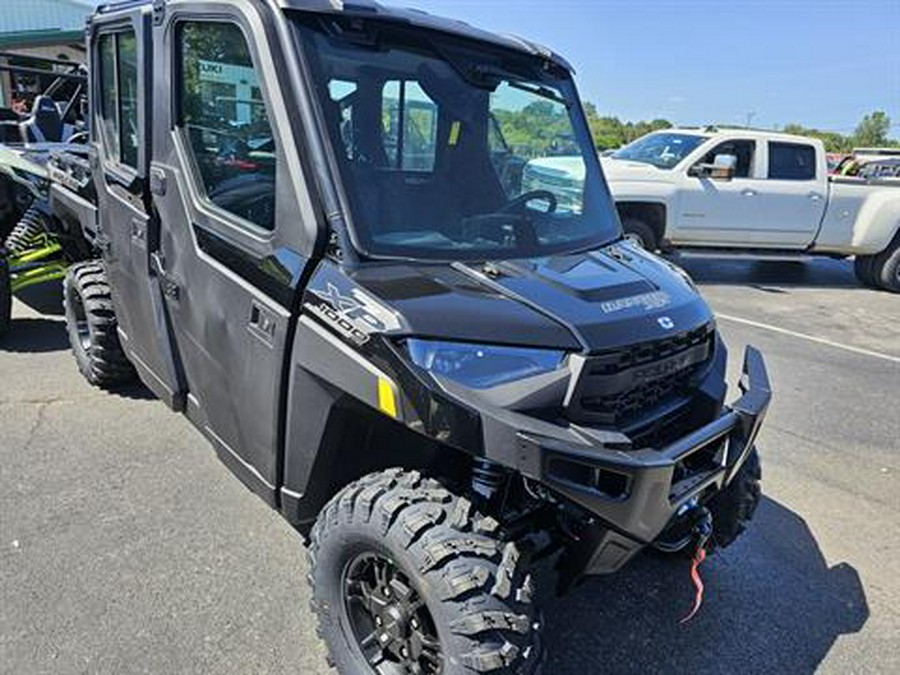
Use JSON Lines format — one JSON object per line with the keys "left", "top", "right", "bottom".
{"left": 151, "top": 10, "right": 319, "bottom": 501}
{"left": 672, "top": 138, "right": 764, "bottom": 245}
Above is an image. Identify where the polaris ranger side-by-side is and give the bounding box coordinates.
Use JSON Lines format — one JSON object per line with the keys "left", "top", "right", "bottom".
{"left": 58, "top": 1, "right": 771, "bottom": 672}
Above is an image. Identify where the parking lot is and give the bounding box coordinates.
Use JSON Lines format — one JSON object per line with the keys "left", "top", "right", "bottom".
{"left": 1, "top": 256, "right": 898, "bottom": 675}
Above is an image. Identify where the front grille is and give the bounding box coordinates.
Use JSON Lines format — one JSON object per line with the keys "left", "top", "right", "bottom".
{"left": 567, "top": 323, "right": 715, "bottom": 433}
{"left": 586, "top": 323, "right": 714, "bottom": 376}
{"left": 581, "top": 370, "right": 692, "bottom": 424}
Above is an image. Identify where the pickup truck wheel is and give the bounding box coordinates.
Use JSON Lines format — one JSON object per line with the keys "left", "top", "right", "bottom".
{"left": 0, "top": 251, "right": 10, "bottom": 336}
{"left": 4, "top": 207, "right": 48, "bottom": 254}
{"left": 309, "top": 469, "right": 541, "bottom": 675}
{"left": 853, "top": 255, "right": 878, "bottom": 288}
{"left": 706, "top": 448, "right": 762, "bottom": 550}
{"left": 872, "top": 237, "right": 900, "bottom": 293}
{"left": 622, "top": 218, "right": 658, "bottom": 251}
{"left": 63, "top": 261, "right": 136, "bottom": 387}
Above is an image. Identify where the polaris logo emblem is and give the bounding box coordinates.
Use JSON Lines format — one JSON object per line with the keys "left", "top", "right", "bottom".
{"left": 658, "top": 316, "right": 675, "bottom": 330}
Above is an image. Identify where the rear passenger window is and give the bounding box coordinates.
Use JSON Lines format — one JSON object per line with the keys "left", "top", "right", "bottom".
{"left": 768, "top": 142, "right": 816, "bottom": 180}
{"left": 381, "top": 80, "right": 438, "bottom": 171}
{"left": 177, "top": 21, "right": 277, "bottom": 230}
{"left": 97, "top": 30, "right": 139, "bottom": 169}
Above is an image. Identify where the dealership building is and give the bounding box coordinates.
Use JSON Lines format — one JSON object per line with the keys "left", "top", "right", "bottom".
{"left": 0, "top": 0, "right": 96, "bottom": 108}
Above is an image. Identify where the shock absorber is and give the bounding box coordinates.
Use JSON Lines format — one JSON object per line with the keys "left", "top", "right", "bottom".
{"left": 471, "top": 458, "right": 505, "bottom": 504}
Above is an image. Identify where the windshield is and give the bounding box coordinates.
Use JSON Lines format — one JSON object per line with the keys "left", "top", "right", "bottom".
{"left": 611, "top": 132, "right": 707, "bottom": 169}
{"left": 294, "top": 17, "right": 620, "bottom": 261}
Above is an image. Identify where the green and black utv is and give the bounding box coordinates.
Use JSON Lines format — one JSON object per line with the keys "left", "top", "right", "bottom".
{"left": 0, "top": 145, "right": 94, "bottom": 335}
{"left": 0, "top": 56, "right": 91, "bottom": 335}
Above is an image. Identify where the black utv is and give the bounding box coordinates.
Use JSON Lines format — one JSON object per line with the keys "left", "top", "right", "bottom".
{"left": 58, "top": 1, "right": 771, "bottom": 672}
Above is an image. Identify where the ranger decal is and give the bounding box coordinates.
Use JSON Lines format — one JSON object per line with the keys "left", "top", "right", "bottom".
{"left": 600, "top": 290, "right": 671, "bottom": 314}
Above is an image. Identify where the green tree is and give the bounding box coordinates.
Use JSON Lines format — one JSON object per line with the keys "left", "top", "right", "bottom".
{"left": 580, "top": 106, "right": 673, "bottom": 150}
{"left": 780, "top": 112, "right": 898, "bottom": 153}
{"left": 782, "top": 124, "right": 853, "bottom": 153}
{"left": 853, "top": 111, "right": 891, "bottom": 147}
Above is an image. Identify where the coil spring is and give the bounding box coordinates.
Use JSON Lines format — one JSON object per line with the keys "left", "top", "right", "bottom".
{"left": 471, "top": 459, "right": 504, "bottom": 502}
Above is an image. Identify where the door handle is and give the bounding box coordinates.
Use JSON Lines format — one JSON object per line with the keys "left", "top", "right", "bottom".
{"left": 808, "top": 192, "right": 823, "bottom": 202}
{"left": 151, "top": 253, "right": 180, "bottom": 301}
{"left": 249, "top": 301, "right": 276, "bottom": 343}
{"left": 741, "top": 189, "right": 758, "bottom": 197}
{"left": 104, "top": 169, "right": 141, "bottom": 192}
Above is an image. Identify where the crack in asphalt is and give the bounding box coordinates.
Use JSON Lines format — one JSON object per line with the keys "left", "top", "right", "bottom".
{"left": 0, "top": 395, "right": 103, "bottom": 407}
{"left": 21, "top": 402, "right": 49, "bottom": 452}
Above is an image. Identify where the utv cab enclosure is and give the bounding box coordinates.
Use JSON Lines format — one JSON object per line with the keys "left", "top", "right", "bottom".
{"left": 70, "top": 0, "right": 771, "bottom": 672}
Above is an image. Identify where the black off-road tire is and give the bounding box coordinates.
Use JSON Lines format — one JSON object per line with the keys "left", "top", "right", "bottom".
{"left": 0, "top": 251, "right": 10, "bottom": 336}
{"left": 706, "top": 448, "right": 762, "bottom": 550}
{"left": 853, "top": 255, "right": 877, "bottom": 287}
{"left": 622, "top": 218, "right": 659, "bottom": 251}
{"left": 871, "top": 234, "right": 900, "bottom": 293}
{"left": 0, "top": 179, "right": 19, "bottom": 242}
{"left": 63, "top": 261, "right": 136, "bottom": 387}
{"left": 309, "top": 468, "right": 541, "bottom": 675}
{"left": 4, "top": 207, "right": 48, "bottom": 254}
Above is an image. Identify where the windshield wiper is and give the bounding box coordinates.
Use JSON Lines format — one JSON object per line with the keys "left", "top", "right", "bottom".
{"left": 462, "top": 64, "right": 566, "bottom": 104}
{"left": 507, "top": 80, "right": 566, "bottom": 105}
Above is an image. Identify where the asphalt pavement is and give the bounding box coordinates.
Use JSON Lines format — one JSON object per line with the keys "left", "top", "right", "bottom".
{"left": 1, "top": 256, "right": 898, "bottom": 675}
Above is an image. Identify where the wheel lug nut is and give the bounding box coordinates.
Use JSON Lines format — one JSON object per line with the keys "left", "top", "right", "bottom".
{"left": 400, "top": 647, "right": 409, "bottom": 658}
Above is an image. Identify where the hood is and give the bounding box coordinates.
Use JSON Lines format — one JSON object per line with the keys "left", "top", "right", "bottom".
{"left": 310, "top": 242, "right": 712, "bottom": 354}
{"left": 599, "top": 156, "right": 674, "bottom": 184}
{"left": 524, "top": 156, "right": 586, "bottom": 182}
{"left": 0, "top": 145, "right": 48, "bottom": 180}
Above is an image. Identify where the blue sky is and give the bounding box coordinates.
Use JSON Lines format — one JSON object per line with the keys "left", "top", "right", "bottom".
{"left": 410, "top": 0, "right": 900, "bottom": 137}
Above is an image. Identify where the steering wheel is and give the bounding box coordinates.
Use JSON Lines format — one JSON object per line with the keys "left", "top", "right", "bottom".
{"left": 499, "top": 189, "right": 558, "bottom": 215}
{"left": 460, "top": 191, "right": 558, "bottom": 249}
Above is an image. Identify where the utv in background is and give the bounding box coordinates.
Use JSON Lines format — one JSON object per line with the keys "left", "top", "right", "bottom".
{"left": 0, "top": 54, "right": 88, "bottom": 239}
{"left": 0, "top": 57, "right": 91, "bottom": 335}
{"left": 0, "top": 144, "right": 94, "bottom": 336}
{"left": 58, "top": 1, "right": 771, "bottom": 672}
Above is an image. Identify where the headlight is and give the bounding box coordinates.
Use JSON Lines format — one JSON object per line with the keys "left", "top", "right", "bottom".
{"left": 405, "top": 339, "right": 564, "bottom": 389}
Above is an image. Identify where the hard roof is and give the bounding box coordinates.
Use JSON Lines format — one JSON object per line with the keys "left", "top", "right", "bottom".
{"left": 275, "top": 0, "right": 573, "bottom": 71}
{"left": 92, "top": 0, "right": 574, "bottom": 71}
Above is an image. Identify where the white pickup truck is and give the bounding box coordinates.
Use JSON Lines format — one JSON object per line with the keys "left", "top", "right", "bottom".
{"left": 522, "top": 127, "right": 900, "bottom": 292}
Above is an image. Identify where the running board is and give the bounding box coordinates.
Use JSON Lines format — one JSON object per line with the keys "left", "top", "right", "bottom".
{"left": 669, "top": 248, "right": 813, "bottom": 262}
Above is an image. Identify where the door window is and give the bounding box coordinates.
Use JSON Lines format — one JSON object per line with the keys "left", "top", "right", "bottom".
{"left": 177, "top": 21, "right": 277, "bottom": 230}
{"left": 381, "top": 80, "right": 438, "bottom": 171}
{"left": 97, "top": 30, "right": 139, "bottom": 169}
{"left": 768, "top": 142, "right": 816, "bottom": 180}
{"left": 697, "top": 139, "right": 755, "bottom": 178}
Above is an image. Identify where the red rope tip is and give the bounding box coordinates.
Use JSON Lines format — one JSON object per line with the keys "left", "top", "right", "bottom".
{"left": 679, "top": 547, "right": 707, "bottom": 624}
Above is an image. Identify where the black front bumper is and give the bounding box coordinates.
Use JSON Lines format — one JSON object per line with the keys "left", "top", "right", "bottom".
{"left": 508, "top": 346, "right": 770, "bottom": 576}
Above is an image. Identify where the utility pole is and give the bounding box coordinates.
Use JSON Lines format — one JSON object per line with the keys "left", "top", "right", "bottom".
{"left": 746, "top": 111, "right": 756, "bottom": 128}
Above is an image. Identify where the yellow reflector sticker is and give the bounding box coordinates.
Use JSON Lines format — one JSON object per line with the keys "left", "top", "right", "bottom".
{"left": 448, "top": 121, "right": 461, "bottom": 147}
{"left": 378, "top": 377, "right": 398, "bottom": 418}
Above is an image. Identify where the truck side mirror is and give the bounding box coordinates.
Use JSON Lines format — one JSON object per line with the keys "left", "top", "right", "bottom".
{"left": 690, "top": 153, "right": 737, "bottom": 181}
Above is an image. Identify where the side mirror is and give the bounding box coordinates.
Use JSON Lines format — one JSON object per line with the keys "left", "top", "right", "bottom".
{"left": 690, "top": 153, "right": 737, "bottom": 181}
